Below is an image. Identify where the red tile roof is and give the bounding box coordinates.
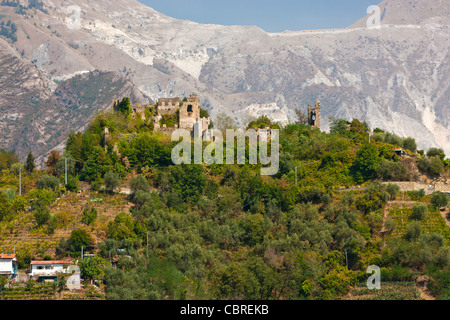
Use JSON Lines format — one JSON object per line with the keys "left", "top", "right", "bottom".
{"left": 30, "top": 261, "right": 69, "bottom": 265}
{"left": 0, "top": 254, "right": 16, "bottom": 260}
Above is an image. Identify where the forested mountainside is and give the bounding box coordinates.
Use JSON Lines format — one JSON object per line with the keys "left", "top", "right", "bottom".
{"left": 0, "top": 100, "right": 449, "bottom": 300}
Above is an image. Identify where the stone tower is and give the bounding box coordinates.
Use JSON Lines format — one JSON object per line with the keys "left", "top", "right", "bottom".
{"left": 179, "top": 95, "right": 201, "bottom": 131}
{"left": 308, "top": 100, "right": 321, "bottom": 129}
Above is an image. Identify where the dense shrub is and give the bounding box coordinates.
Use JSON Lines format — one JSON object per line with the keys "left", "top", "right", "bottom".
{"left": 81, "top": 206, "right": 98, "bottom": 225}
{"left": 376, "top": 159, "right": 410, "bottom": 181}
{"left": 431, "top": 192, "right": 448, "bottom": 208}
{"left": 405, "top": 222, "right": 421, "bottom": 241}
{"left": 36, "top": 175, "right": 60, "bottom": 191}
{"left": 130, "top": 175, "right": 149, "bottom": 194}
{"left": 104, "top": 170, "right": 121, "bottom": 193}
{"left": 411, "top": 204, "right": 427, "bottom": 221}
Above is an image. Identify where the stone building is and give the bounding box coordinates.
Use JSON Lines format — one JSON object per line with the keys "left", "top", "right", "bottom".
{"left": 157, "top": 97, "right": 180, "bottom": 115}
{"left": 121, "top": 94, "right": 210, "bottom": 137}
{"left": 308, "top": 100, "right": 321, "bottom": 129}
{"left": 179, "top": 95, "right": 210, "bottom": 136}
{"left": 131, "top": 104, "right": 147, "bottom": 121}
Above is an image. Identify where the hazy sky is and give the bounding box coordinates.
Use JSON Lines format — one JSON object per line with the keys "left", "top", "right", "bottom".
{"left": 138, "top": 0, "right": 379, "bottom": 32}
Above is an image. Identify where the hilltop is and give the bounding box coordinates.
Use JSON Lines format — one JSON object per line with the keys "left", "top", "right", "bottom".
{"left": 0, "top": 0, "right": 448, "bottom": 164}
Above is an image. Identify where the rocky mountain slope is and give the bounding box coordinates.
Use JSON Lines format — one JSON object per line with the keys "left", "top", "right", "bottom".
{"left": 0, "top": 0, "right": 448, "bottom": 163}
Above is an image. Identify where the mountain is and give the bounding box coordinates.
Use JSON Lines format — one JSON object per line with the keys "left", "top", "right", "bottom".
{"left": 0, "top": 0, "right": 448, "bottom": 164}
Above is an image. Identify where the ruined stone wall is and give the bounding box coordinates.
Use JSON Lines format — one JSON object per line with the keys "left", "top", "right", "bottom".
{"left": 315, "top": 100, "right": 321, "bottom": 129}
{"left": 382, "top": 181, "right": 450, "bottom": 194}
{"left": 158, "top": 127, "right": 177, "bottom": 136}
{"left": 131, "top": 104, "right": 147, "bottom": 121}
{"left": 158, "top": 98, "right": 180, "bottom": 115}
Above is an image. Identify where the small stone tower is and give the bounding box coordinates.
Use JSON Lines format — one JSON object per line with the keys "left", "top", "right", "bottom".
{"left": 179, "top": 94, "right": 201, "bottom": 131}
{"left": 179, "top": 94, "right": 210, "bottom": 137}
{"left": 308, "top": 100, "right": 321, "bottom": 129}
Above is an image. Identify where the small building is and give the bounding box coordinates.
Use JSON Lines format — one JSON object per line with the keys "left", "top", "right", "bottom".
{"left": 395, "top": 148, "right": 406, "bottom": 156}
{"left": 0, "top": 253, "right": 18, "bottom": 280}
{"left": 30, "top": 260, "right": 68, "bottom": 282}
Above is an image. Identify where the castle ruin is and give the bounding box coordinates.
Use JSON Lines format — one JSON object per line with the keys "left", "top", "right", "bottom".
{"left": 157, "top": 97, "right": 181, "bottom": 115}
{"left": 308, "top": 100, "right": 321, "bottom": 129}
{"left": 124, "top": 94, "right": 210, "bottom": 137}
{"left": 179, "top": 95, "right": 210, "bottom": 136}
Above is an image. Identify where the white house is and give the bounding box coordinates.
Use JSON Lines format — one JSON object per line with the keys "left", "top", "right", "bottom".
{"left": 30, "top": 260, "right": 69, "bottom": 280}
{"left": 0, "top": 253, "right": 18, "bottom": 279}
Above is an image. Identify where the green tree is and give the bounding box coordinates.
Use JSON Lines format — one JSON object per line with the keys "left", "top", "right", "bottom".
{"left": 107, "top": 212, "right": 135, "bottom": 240}
{"left": 81, "top": 132, "right": 96, "bottom": 161}
{"left": 247, "top": 115, "right": 279, "bottom": 130}
{"left": 406, "top": 222, "right": 421, "bottom": 241}
{"left": 402, "top": 137, "right": 417, "bottom": 153}
{"left": 4, "top": 189, "right": 15, "bottom": 203}
{"left": 245, "top": 257, "right": 279, "bottom": 299}
{"left": 330, "top": 118, "right": 349, "bottom": 134}
{"left": 81, "top": 206, "right": 98, "bottom": 226}
{"left": 25, "top": 151, "right": 35, "bottom": 173}
{"left": 384, "top": 132, "right": 402, "bottom": 146}
{"left": 427, "top": 148, "right": 445, "bottom": 159}
{"left": 240, "top": 213, "right": 269, "bottom": 245}
{"left": 79, "top": 256, "right": 110, "bottom": 281}
{"left": 68, "top": 229, "right": 95, "bottom": 253}
{"left": 431, "top": 192, "right": 448, "bottom": 209}
{"left": 36, "top": 175, "right": 60, "bottom": 191}
{"left": 411, "top": 204, "right": 427, "bottom": 221}
{"left": 81, "top": 146, "right": 110, "bottom": 183}
{"left": 0, "top": 148, "right": 18, "bottom": 170}
{"left": 386, "top": 184, "right": 400, "bottom": 199}
{"left": 211, "top": 262, "right": 260, "bottom": 299}
{"left": 384, "top": 217, "right": 396, "bottom": 235}
{"left": 429, "top": 157, "right": 444, "bottom": 177}
{"left": 66, "top": 131, "right": 83, "bottom": 160}
{"left": 104, "top": 170, "right": 121, "bottom": 193}
{"left": 200, "top": 108, "right": 210, "bottom": 119}
{"left": 351, "top": 144, "right": 381, "bottom": 183}
{"left": 33, "top": 204, "right": 51, "bottom": 227}
{"left": 55, "top": 153, "right": 76, "bottom": 177}
{"left": 168, "top": 164, "right": 206, "bottom": 202}
{"left": 376, "top": 159, "right": 410, "bottom": 181}
{"left": 121, "top": 134, "right": 172, "bottom": 168}
{"left": 116, "top": 97, "right": 131, "bottom": 116}
{"left": 130, "top": 175, "right": 149, "bottom": 194}
{"left": 410, "top": 189, "right": 425, "bottom": 201}
{"left": 11, "top": 162, "right": 24, "bottom": 175}
{"left": 0, "top": 192, "right": 12, "bottom": 222}
{"left": 65, "top": 175, "right": 79, "bottom": 192}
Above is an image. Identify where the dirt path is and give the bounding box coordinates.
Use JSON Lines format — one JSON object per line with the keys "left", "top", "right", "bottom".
{"left": 418, "top": 287, "right": 435, "bottom": 300}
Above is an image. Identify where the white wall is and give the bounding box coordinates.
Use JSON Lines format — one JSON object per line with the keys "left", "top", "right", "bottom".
{"left": 0, "top": 260, "right": 13, "bottom": 273}
{"left": 31, "top": 264, "right": 65, "bottom": 276}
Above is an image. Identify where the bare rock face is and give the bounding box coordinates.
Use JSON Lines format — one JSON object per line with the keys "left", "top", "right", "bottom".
{"left": 0, "top": 0, "right": 448, "bottom": 162}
